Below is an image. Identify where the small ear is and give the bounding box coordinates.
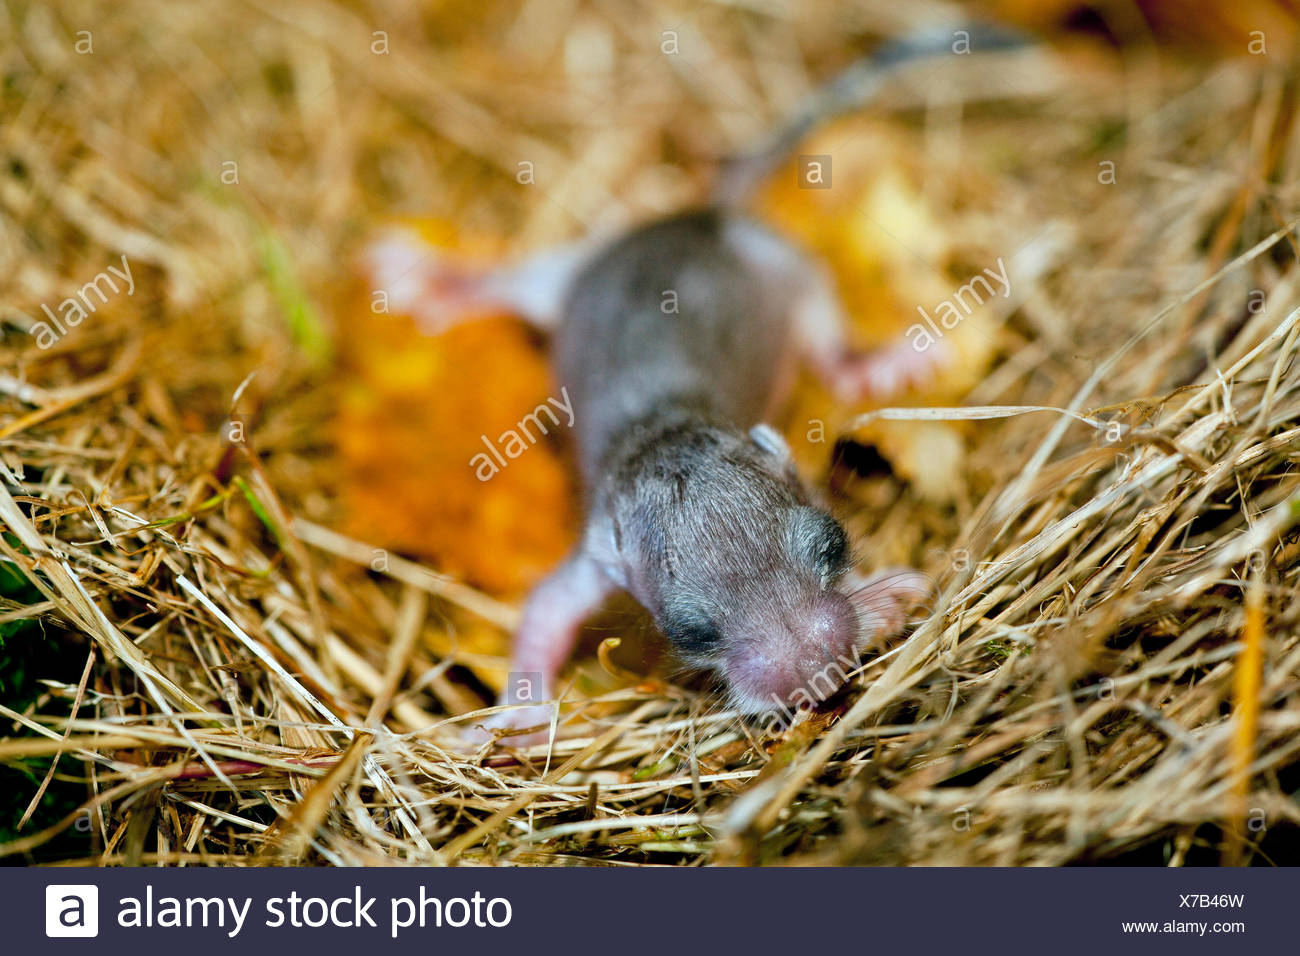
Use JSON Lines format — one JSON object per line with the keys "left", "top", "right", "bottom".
{"left": 749, "top": 423, "right": 791, "bottom": 461}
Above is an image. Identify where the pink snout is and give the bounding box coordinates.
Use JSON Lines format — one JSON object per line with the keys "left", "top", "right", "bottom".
{"left": 721, "top": 591, "right": 861, "bottom": 714}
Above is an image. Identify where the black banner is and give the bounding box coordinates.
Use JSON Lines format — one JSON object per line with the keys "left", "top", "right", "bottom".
{"left": 11, "top": 867, "right": 1284, "bottom": 953}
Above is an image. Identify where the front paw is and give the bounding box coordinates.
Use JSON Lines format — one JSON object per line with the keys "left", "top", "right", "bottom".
{"left": 462, "top": 702, "right": 559, "bottom": 749}
{"left": 827, "top": 338, "right": 954, "bottom": 402}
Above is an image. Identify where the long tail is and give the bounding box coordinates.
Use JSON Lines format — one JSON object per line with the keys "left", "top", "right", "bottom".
{"left": 712, "top": 21, "right": 1031, "bottom": 207}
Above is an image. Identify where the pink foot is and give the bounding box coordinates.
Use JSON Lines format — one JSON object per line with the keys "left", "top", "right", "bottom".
{"left": 361, "top": 229, "right": 492, "bottom": 335}
{"left": 822, "top": 338, "right": 952, "bottom": 402}
{"left": 463, "top": 702, "right": 560, "bottom": 749}
{"left": 461, "top": 554, "right": 616, "bottom": 750}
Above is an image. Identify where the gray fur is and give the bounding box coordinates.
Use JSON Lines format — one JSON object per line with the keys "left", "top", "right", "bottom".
{"left": 552, "top": 209, "right": 861, "bottom": 708}
{"left": 555, "top": 210, "right": 797, "bottom": 481}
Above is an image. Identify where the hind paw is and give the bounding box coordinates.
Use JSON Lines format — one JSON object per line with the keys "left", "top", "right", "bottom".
{"left": 361, "top": 229, "right": 488, "bottom": 335}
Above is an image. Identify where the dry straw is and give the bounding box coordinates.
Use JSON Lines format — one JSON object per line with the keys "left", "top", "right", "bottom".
{"left": 1, "top": 1, "right": 1298, "bottom": 865}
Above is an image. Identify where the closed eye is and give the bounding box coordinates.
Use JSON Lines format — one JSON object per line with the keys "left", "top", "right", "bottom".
{"left": 661, "top": 612, "right": 721, "bottom": 656}
{"left": 790, "top": 507, "right": 849, "bottom": 587}
{"left": 817, "top": 527, "right": 849, "bottom": 586}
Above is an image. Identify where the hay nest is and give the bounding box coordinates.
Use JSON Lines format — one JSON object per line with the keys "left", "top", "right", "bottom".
{"left": 2, "top": 1, "right": 1299, "bottom": 865}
